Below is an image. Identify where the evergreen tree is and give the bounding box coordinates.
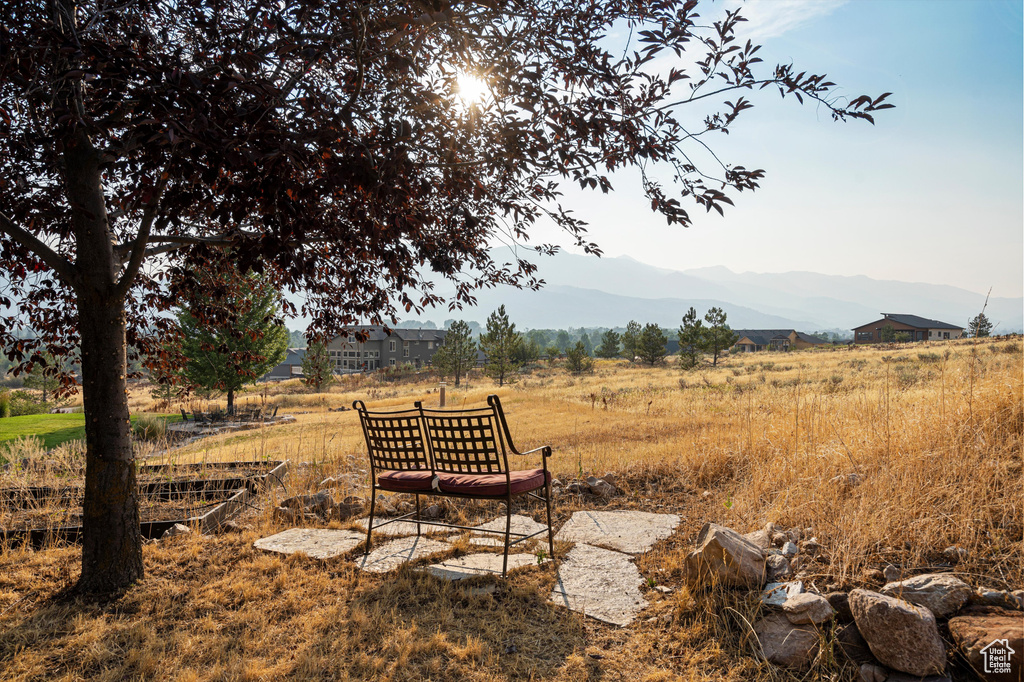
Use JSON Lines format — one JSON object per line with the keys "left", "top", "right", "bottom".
{"left": 677, "top": 307, "right": 706, "bottom": 369}
{"left": 479, "top": 306, "right": 522, "bottom": 387}
{"left": 637, "top": 324, "right": 668, "bottom": 366}
{"left": 968, "top": 313, "right": 993, "bottom": 338}
{"left": 432, "top": 320, "right": 478, "bottom": 387}
{"left": 178, "top": 270, "right": 289, "bottom": 413}
{"left": 580, "top": 332, "right": 594, "bottom": 356}
{"left": 565, "top": 341, "right": 594, "bottom": 374}
{"left": 702, "top": 307, "right": 738, "bottom": 366}
{"left": 621, "top": 320, "right": 642, "bottom": 361}
{"left": 22, "top": 353, "right": 62, "bottom": 403}
{"left": 301, "top": 339, "right": 335, "bottom": 392}
{"left": 596, "top": 330, "right": 622, "bottom": 358}
{"left": 555, "top": 329, "right": 571, "bottom": 353}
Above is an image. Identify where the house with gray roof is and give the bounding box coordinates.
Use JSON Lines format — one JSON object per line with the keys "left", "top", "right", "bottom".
{"left": 852, "top": 313, "right": 963, "bottom": 344}
{"left": 732, "top": 329, "right": 829, "bottom": 353}
{"left": 326, "top": 326, "right": 447, "bottom": 372}
{"left": 263, "top": 347, "right": 306, "bottom": 381}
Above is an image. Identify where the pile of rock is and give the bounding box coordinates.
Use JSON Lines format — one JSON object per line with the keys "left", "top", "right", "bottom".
{"left": 683, "top": 521, "right": 1023, "bottom": 680}
{"left": 551, "top": 472, "right": 617, "bottom": 499}
{"left": 273, "top": 492, "right": 365, "bottom": 523}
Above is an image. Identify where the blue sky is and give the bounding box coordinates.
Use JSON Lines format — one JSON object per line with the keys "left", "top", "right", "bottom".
{"left": 527, "top": 0, "right": 1024, "bottom": 297}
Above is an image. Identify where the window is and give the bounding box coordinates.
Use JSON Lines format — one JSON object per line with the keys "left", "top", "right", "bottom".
{"left": 389, "top": 358, "right": 396, "bottom": 367}
{"left": 389, "top": 340, "right": 396, "bottom": 352}
{"left": 943, "top": 332, "right": 950, "bottom": 339}
{"left": 403, "top": 347, "right": 409, "bottom": 358}
{"left": 428, "top": 341, "right": 434, "bottom": 349}
{"left": 856, "top": 331, "right": 873, "bottom": 341}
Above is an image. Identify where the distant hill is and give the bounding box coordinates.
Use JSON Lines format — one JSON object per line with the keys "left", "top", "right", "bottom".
{"left": 396, "top": 249, "right": 1022, "bottom": 332}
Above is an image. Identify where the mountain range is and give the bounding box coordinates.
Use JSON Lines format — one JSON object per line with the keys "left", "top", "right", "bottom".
{"left": 404, "top": 249, "right": 1022, "bottom": 333}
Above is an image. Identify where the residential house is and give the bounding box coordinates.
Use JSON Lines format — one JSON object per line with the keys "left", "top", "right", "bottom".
{"left": 263, "top": 347, "right": 306, "bottom": 381}
{"left": 326, "top": 326, "right": 447, "bottom": 372}
{"left": 852, "top": 314, "right": 963, "bottom": 344}
{"left": 732, "top": 329, "right": 829, "bottom": 353}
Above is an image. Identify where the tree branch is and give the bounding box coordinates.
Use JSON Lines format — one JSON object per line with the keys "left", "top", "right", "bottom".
{"left": 0, "top": 210, "right": 80, "bottom": 290}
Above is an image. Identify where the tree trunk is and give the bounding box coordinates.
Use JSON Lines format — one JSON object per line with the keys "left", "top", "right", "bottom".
{"left": 77, "top": 295, "right": 143, "bottom": 593}
{"left": 227, "top": 388, "right": 234, "bottom": 414}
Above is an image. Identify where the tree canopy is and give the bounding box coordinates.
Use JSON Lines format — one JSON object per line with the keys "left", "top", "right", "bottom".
{"left": 479, "top": 305, "right": 521, "bottom": 387}
{"left": 0, "top": 0, "right": 890, "bottom": 593}
{"left": 432, "top": 319, "right": 477, "bottom": 387}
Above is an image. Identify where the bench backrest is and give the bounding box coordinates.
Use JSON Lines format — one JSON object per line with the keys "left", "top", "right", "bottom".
{"left": 420, "top": 405, "right": 508, "bottom": 475}
{"left": 353, "top": 395, "right": 515, "bottom": 477}
{"left": 352, "top": 401, "right": 431, "bottom": 472}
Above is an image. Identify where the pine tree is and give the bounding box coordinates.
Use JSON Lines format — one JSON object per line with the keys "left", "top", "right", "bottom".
{"left": 432, "top": 320, "right": 478, "bottom": 387}
{"left": 301, "top": 339, "right": 335, "bottom": 392}
{"left": 555, "top": 330, "right": 571, "bottom": 353}
{"left": 22, "top": 353, "right": 62, "bottom": 403}
{"left": 596, "top": 330, "right": 622, "bottom": 358}
{"left": 968, "top": 313, "right": 993, "bottom": 338}
{"left": 621, "top": 321, "right": 642, "bottom": 361}
{"left": 702, "top": 307, "right": 738, "bottom": 366}
{"left": 637, "top": 324, "right": 668, "bottom": 366}
{"left": 178, "top": 270, "right": 289, "bottom": 413}
{"left": 565, "top": 341, "right": 594, "bottom": 374}
{"left": 479, "top": 306, "right": 522, "bottom": 387}
{"left": 677, "top": 307, "right": 706, "bottom": 369}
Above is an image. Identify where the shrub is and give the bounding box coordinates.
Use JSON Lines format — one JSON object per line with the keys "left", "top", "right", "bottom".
{"left": 918, "top": 352, "right": 942, "bottom": 363}
{"left": 132, "top": 414, "right": 167, "bottom": 441}
{"left": 8, "top": 390, "right": 50, "bottom": 416}
{"left": 0, "top": 390, "right": 10, "bottom": 418}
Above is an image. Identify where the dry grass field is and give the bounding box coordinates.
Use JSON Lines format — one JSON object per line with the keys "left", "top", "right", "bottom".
{"left": 1, "top": 337, "right": 1021, "bottom": 681}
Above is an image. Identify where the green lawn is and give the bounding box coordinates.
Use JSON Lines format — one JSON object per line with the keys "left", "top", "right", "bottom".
{"left": 0, "top": 413, "right": 182, "bottom": 453}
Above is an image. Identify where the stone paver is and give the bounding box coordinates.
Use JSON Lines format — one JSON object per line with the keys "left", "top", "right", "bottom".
{"left": 358, "top": 536, "right": 451, "bottom": 573}
{"left": 473, "top": 514, "right": 549, "bottom": 537}
{"left": 549, "top": 543, "right": 647, "bottom": 626}
{"left": 353, "top": 518, "right": 456, "bottom": 537}
{"left": 423, "top": 552, "right": 546, "bottom": 580}
{"left": 254, "top": 528, "right": 365, "bottom": 560}
{"left": 555, "top": 510, "right": 680, "bottom": 554}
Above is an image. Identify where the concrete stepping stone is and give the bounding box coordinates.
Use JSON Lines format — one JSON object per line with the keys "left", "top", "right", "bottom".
{"left": 554, "top": 510, "right": 680, "bottom": 554}
{"left": 353, "top": 518, "right": 456, "bottom": 537}
{"left": 468, "top": 514, "right": 550, "bottom": 547}
{"left": 358, "top": 536, "right": 451, "bottom": 573}
{"left": 254, "top": 528, "right": 365, "bottom": 560}
{"left": 549, "top": 543, "right": 647, "bottom": 627}
{"left": 423, "top": 552, "right": 546, "bottom": 580}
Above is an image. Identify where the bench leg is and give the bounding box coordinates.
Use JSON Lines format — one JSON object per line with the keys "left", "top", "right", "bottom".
{"left": 366, "top": 486, "right": 377, "bottom": 552}
{"left": 544, "top": 479, "right": 555, "bottom": 562}
{"left": 415, "top": 494, "right": 421, "bottom": 536}
{"left": 502, "top": 491, "right": 512, "bottom": 578}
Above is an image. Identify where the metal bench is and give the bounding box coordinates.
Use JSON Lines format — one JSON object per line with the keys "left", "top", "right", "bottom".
{"left": 353, "top": 395, "right": 554, "bottom": 576}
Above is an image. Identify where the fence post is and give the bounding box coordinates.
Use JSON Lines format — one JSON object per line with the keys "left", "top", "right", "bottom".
{"left": 439, "top": 382, "right": 446, "bottom": 408}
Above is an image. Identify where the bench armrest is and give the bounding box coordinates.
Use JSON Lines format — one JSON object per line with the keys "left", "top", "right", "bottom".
{"left": 512, "top": 445, "right": 552, "bottom": 458}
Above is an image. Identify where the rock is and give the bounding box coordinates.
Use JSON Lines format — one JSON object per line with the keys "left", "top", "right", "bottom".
{"left": 550, "top": 478, "right": 563, "bottom": 488}
{"left": 281, "top": 492, "right": 334, "bottom": 516}
{"left": 274, "top": 505, "right": 301, "bottom": 523}
{"left": 586, "top": 476, "right": 615, "bottom": 497}
{"left": 654, "top": 585, "right": 673, "bottom": 594}
{"left": 221, "top": 520, "right": 246, "bottom": 533}
{"left": 972, "top": 588, "right": 1022, "bottom": 611}
{"left": 943, "top": 545, "right": 968, "bottom": 563}
{"left": 948, "top": 606, "right": 1023, "bottom": 682}
{"left": 835, "top": 623, "right": 873, "bottom": 664}
{"left": 601, "top": 472, "right": 617, "bottom": 486}
{"left": 762, "top": 581, "right": 803, "bottom": 607}
{"left": 342, "top": 495, "right": 364, "bottom": 507}
{"left": 1014, "top": 590, "right": 1024, "bottom": 610}
{"left": 770, "top": 532, "right": 789, "bottom": 548}
{"left": 744, "top": 529, "right": 772, "bottom": 550}
{"left": 752, "top": 612, "right": 820, "bottom": 671}
{"left": 849, "top": 588, "right": 946, "bottom": 677}
{"left": 862, "top": 568, "right": 885, "bottom": 584}
{"left": 422, "top": 504, "right": 441, "bottom": 519}
{"left": 331, "top": 501, "right": 362, "bottom": 521}
{"left": 859, "top": 662, "right": 887, "bottom": 682}
{"left": 781, "top": 541, "right": 799, "bottom": 558}
{"left": 799, "top": 538, "right": 822, "bottom": 557}
{"left": 765, "top": 554, "right": 791, "bottom": 581}
{"left": 685, "top": 522, "right": 766, "bottom": 589}
{"left": 880, "top": 573, "right": 973, "bottom": 618}
{"left": 882, "top": 564, "right": 901, "bottom": 583}
{"left": 782, "top": 592, "right": 835, "bottom": 625}
{"left": 162, "top": 523, "right": 191, "bottom": 539}
{"left": 786, "top": 527, "right": 802, "bottom": 544}
{"left": 396, "top": 500, "right": 414, "bottom": 514}
{"left": 565, "top": 482, "right": 586, "bottom": 495}
{"left": 318, "top": 476, "right": 339, "bottom": 489}
{"left": 826, "top": 591, "right": 855, "bottom": 623}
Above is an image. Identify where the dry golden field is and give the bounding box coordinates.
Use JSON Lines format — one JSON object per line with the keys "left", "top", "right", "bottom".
{"left": 1, "top": 336, "right": 1021, "bottom": 681}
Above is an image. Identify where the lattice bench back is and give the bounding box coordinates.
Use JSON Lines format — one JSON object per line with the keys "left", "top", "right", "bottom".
{"left": 419, "top": 403, "right": 510, "bottom": 475}
{"left": 352, "top": 402, "right": 430, "bottom": 472}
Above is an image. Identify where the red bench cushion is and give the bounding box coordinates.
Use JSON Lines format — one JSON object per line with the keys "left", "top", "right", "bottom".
{"left": 376, "top": 469, "right": 435, "bottom": 492}
{"left": 436, "top": 469, "right": 549, "bottom": 497}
